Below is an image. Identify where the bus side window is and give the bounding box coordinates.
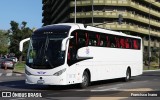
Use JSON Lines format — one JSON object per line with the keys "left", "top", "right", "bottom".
{"left": 68, "top": 31, "right": 79, "bottom": 65}
{"left": 125, "top": 38, "right": 130, "bottom": 49}
{"left": 133, "top": 39, "right": 139, "bottom": 49}
{"left": 89, "top": 33, "right": 97, "bottom": 46}
{"left": 115, "top": 37, "right": 120, "bottom": 48}
{"left": 96, "top": 34, "right": 101, "bottom": 46}
{"left": 120, "top": 38, "right": 125, "bottom": 48}
{"left": 78, "top": 32, "right": 85, "bottom": 48}
{"left": 110, "top": 35, "right": 116, "bottom": 48}
{"left": 85, "top": 33, "right": 89, "bottom": 46}
{"left": 106, "top": 36, "right": 110, "bottom": 47}
{"left": 100, "top": 34, "right": 106, "bottom": 47}
{"left": 128, "top": 38, "right": 133, "bottom": 49}
{"left": 138, "top": 40, "right": 141, "bottom": 49}
{"left": 75, "top": 32, "right": 78, "bottom": 45}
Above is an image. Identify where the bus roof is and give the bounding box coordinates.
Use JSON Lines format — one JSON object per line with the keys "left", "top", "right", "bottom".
{"left": 43, "top": 23, "right": 141, "bottom": 39}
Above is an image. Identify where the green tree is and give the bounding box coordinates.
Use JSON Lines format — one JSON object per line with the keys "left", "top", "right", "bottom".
{"left": 0, "top": 30, "right": 9, "bottom": 54}
{"left": 9, "top": 21, "right": 32, "bottom": 62}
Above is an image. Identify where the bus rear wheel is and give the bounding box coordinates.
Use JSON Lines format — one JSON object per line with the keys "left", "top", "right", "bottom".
{"left": 124, "top": 68, "right": 131, "bottom": 82}
{"left": 80, "top": 71, "right": 89, "bottom": 88}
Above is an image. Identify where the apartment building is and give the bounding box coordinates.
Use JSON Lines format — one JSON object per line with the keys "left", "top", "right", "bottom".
{"left": 42, "top": 0, "right": 160, "bottom": 64}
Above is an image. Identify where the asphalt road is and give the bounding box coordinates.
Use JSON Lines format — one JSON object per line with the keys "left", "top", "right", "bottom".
{"left": 0, "top": 69, "right": 160, "bottom": 100}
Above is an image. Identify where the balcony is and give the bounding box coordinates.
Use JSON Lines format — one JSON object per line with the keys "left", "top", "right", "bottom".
{"left": 144, "top": 40, "right": 160, "bottom": 47}
{"left": 70, "top": 11, "right": 160, "bottom": 28}
{"left": 144, "top": 0, "right": 160, "bottom": 8}
{"left": 70, "top": 0, "right": 160, "bottom": 18}
{"left": 70, "top": 0, "right": 128, "bottom": 6}
{"left": 85, "top": 22, "right": 160, "bottom": 37}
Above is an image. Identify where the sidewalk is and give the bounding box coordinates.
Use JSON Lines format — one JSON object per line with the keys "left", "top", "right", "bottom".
{"left": 143, "top": 69, "right": 160, "bottom": 72}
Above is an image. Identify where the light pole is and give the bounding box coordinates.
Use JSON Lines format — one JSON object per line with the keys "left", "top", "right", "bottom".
{"left": 75, "top": 0, "right": 76, "bottom": 23}
{"left": 148, "top": 3, "right": 151, "bottom": 70}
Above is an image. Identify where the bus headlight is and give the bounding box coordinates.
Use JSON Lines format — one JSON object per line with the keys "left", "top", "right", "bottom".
{"left": 53, "top": 68, "right": 66, "bottom": 76}
{"left": 25, "top": 69, "right": 32, "bottom": 75}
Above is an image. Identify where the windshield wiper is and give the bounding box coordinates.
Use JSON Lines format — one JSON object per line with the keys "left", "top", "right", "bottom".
{"left": 43, "top": 35, "right": 55, "bottom": 68}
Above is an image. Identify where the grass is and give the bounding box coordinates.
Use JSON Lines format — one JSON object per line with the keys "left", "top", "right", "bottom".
{"left": 143, "top": 66, "right": 159, "bottom": 70}
{"left": 143, "top": 63, "right": 160, "bottom": 70}
{"left": 14, "top": 61, "right": 25, "bottom": 73}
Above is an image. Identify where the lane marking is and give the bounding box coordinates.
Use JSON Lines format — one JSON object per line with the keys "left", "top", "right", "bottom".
{"left": 9, "top": 98, "right": 25, "bottom": 100}
{"left": 97, "top": 86, "right": 107, "bottom": 89}
{"left": 129, "top": 81, "right": 148, "bottom": 84}
{"left": 143, "top": 70, "right": 160, "bottom": 72}
{"left": 16, "top": 74, "right": 22, "bottom": 76}
{"left": 115, "top": 84, "right": 124, "bottom": 86}
{"left": 0, "top": 73, "right": 2, "bottom": 76}
{"left": 75, "top": 89, "right": 86, "bottom": 91}
{"left": 6, "top": 73, "right": 12, "bottom": 76}
{"left": 91, "top": 87, "right": 118, "bottom": 91}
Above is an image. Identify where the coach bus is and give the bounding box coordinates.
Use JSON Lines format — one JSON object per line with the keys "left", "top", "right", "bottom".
{"left": 19, "top": 23, "right": 143, "bottom": 88}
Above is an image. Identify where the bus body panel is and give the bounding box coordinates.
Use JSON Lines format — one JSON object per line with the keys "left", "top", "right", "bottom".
{"left": 68, "top": 46, "right": 142, "bottom": 82}
{"left": 23, "top": 23, "right": 143, "bottom": 86}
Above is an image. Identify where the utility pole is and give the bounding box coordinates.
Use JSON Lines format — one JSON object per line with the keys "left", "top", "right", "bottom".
{"left": 148, "top": 3, "right": 151, "bottom": 70}
{"left": 75, "top": 0, "right": 76, "bottom": 23}
{"left": 92, "top": 0, "right": 94, "bottom": 26}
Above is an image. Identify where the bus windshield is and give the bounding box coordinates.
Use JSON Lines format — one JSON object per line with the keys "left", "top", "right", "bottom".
{"left": 26, "top": 25, "right": 71, "bottom": 69}
{"left": 26, "top": 35, "right": 66, "bottom": 69}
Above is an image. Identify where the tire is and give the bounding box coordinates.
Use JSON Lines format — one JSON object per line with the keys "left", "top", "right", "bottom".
{"left": 79, "top": 71, "right": 89, "bottom": 88}
{"left": 124, "top": 68, "right": 131, "bottom": 82}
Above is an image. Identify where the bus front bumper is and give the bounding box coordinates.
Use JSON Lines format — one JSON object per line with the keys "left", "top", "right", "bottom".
{"left": 25, "top": 74, "right": 67, "bottom": 85}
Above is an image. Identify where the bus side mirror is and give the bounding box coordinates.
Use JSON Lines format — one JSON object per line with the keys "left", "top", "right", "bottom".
{"left": 19, "top": 38, "right": 30, "bottom": 52}
{"left": 61, "top": 36, "right": 74, "bottom": 51}
{"left": 77, "top": 47, "right": 93, "bottom": 59}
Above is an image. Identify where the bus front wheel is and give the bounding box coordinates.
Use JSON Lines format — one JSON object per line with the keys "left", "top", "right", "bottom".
{"left": 80, "top": 71, "right": 89, "bottom": 88}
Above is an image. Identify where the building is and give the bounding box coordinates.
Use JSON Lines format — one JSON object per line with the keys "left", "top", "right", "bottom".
{"left": 42, "top": 0, "right": 160, "bottom": 65}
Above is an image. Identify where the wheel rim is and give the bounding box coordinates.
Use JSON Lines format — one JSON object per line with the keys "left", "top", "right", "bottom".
{"left": 82, "top": 74, "right": 88, "bottom": 86}
{"left": 126, "top": 71, "right": 130, "bottom": 80}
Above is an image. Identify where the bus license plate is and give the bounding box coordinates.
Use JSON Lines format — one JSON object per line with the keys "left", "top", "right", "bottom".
{"left": 37, "top": 80, "right": 45, "bottom": 84}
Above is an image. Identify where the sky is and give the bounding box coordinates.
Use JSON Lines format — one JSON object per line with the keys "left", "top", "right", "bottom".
{"left": 0, "top": 0, "right": 42, "bottom": 30}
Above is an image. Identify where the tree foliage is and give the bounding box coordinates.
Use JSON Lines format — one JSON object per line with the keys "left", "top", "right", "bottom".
{"left": 9, "top": 21, "right": 33, "bottom": 61}
{"left": 0, "top": 30, "right": 9, "bottom": 54}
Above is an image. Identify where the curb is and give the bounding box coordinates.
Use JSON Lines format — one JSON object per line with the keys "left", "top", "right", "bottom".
{"left": 13, "top": 70, "right": 24, "bottom": 74}
{"left": 143, "top": 69, "right": 160, "bottom": 72}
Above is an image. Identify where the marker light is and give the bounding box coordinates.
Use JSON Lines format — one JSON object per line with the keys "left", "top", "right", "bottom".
{"left": 53, "top": 68, "right": 66, "bottom": 76}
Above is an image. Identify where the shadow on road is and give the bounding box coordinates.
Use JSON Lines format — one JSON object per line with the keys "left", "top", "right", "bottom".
{"left": 0, "top": 80, "right": 129, "bottom": 97}
{"left": 0, "top": 78, "right": 134, "bottom": 91}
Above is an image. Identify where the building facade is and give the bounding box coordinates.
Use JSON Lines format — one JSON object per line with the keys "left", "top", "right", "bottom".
{"left": 42, "top": 0, "right": 160, "bottom": 65}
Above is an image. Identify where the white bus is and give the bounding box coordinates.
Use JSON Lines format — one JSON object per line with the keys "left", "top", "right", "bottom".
{"left": 20, "top": 23, "right": 143, "bottom": 88}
